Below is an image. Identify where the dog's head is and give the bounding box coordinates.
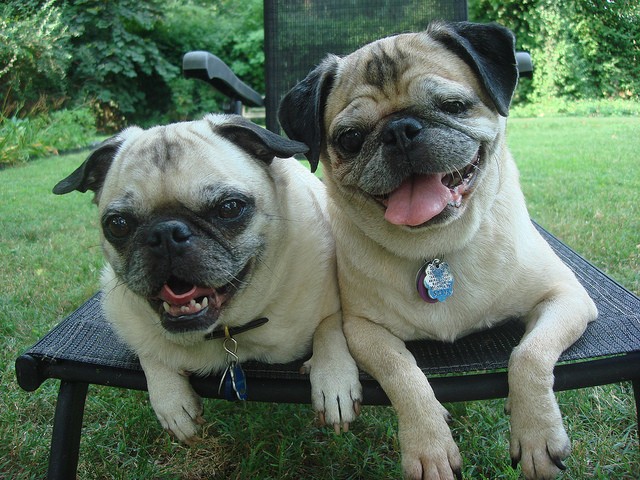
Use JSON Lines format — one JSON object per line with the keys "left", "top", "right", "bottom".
{"left": 279, "top": 21, "right": 518, "bottom": 232}
{"left": 54, "top": 114, "right": 307, "bottom": 335}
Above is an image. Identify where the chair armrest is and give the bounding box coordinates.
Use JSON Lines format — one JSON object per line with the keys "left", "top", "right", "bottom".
{"left": 182, "top": 51, "right": 264, "bottom": 107}
{"left": 516, "top": 51, "right": 533, "bottom": 78}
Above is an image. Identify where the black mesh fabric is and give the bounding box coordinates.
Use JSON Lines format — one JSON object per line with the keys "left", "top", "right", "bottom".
{"left": 21, "top": 223, "right": 640, "bottom": 382}
{"left": 264, "top": 0, "right": 469, "bottom": 132}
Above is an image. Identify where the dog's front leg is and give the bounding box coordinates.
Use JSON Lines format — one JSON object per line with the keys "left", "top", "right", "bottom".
{"left": 344, "top": 315, "right": 462, "bottom": 480}
{"left": 302, "top": 311, "right": 362, "bottom": 433}
{"left": 139, "top": 355, "right": 205, "bottom": 445}
{"left": 507, "top": 289, "right": 596, "bottom": 479}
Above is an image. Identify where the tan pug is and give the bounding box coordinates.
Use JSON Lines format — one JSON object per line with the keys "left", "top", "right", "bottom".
{"left": 279, "top": 21, "right": 597, "bottom": 480}
{"left": 53, "top": 114, "right": 361, "bottom": 444}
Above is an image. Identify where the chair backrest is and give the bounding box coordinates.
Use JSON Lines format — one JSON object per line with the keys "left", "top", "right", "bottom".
{"left": 263, "top": 0, "right": 468, "bottom": 133}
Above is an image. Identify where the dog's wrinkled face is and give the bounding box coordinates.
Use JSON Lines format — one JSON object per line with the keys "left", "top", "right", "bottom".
{"left": 279, "top": 21, "right": 518, "bottom": 229}
{"left": 99, "top": 133, "right": 261, "bottom": 334}
{"left": 54, "top": 115, "right": 307, "bottom": 335}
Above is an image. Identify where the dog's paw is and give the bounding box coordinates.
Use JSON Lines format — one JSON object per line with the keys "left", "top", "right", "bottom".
{"left": 399, "top": 409, "right": 462, "bottom": 480}
{"left": 508, "top": 396, "right": 570, "bottom": 479}
{"left": 303, "top": 354, "right": 362, "bottom": 433}
{"left": 149, "top": 382, "right": 205, "bottom": 445}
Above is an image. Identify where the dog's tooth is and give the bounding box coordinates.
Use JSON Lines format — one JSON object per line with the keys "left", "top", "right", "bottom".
{"left": 194, "top": 302, "right": 202, "bottom": 311}
{"left": 163, "top": 302, "right": 170, "bottom": 313}
{"left": 189, "top": 299, "right": 196, "bottom": 307}
{"left": 180, "top": 305, "right": 189, "bottom": 313}
{"left": 201, "top": 297, "right": 209, "bottom": 308}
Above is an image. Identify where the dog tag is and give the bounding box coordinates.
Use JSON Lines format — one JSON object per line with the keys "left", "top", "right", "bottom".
{"left": 416, "top": 259, "right": 454, "bottom": 303}
{"left": 218, "top": 361, "right": 248, "bottom": 401}
{"left": 229, "top": 362, "right": 247, "bottom": 400}
{"left": 217, "top": 327, "right": 248, "bottom": 401}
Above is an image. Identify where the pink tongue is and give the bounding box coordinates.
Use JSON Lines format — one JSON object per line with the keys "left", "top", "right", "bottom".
{"left": 384, "top": 174, "right": 451, "bottom": 226}
{"left": 159, "top": 284, "right": 215, "bottom": 306}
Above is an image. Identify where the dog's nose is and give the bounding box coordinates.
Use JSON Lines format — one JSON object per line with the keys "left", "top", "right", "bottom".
{"left": 382, "top": 117, "right": 423, "bottom": 151}
{"left": 147, "top": 221, "right": 193, "bottom": 256}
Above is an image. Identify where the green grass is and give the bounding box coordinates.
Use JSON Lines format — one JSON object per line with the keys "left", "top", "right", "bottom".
{"left": 1, "top": 116, "right": 639, "bottom": 479}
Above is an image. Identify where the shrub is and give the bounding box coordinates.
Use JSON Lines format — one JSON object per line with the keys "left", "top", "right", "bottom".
{"left": 0, "top": 106, "right": 96, "bottom": 167}
{"left": 0, "top": 0, "right": 73, "bottom": 116}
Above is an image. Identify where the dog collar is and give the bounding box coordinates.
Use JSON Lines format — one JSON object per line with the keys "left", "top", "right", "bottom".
{"left": 204, "top": 317, "right": 269, "bottom": 340}
{"left": 416, "top": 259, "right": 454, "bottom": 303}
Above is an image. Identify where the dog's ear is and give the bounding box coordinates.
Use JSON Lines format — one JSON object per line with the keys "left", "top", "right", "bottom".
{"left": 430, "top": 22, "right": 518, "bottom": 117}
{"left": 52, "top": 133, "right": 130, "bottom": 203}
{"left": 278, "top": 55, "right": 339, "bottom": 172}
{"left": 212, "top": 114, "right": 309, "bottom": 164}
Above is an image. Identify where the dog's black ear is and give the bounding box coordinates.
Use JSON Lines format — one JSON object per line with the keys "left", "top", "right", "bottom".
{"left": 278, "top": 55, "right": 339, "bottom": 172}
{"left": 212, "top": 114, "right": 309, "bottom": 163}
{"left": 52, "top": 135, "right": 126, "bottom": 202}
{"left": 430, "top": 22, "right": 518, "bottom": 117}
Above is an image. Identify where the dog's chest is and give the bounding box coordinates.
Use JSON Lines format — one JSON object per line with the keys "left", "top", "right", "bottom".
{"left": 340, "top": 252, "right": 524, "bottom": 342}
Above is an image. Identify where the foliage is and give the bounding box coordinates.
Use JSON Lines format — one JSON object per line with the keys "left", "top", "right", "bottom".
{"left": 469, "top": 0, "right": 640, "bottom": 101}
{"left": 63, "top": 0, "right": 179, "bottom": 129}
{"left": 0, "top": 105, "right": 96, "bottom": 166}
{"left": 0, "top": 0, "right": 73, "bottom": 116}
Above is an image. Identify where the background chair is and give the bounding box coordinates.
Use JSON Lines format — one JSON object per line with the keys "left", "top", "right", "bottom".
{"left": 15, "top": 1, "right": 639, "bottom": 479}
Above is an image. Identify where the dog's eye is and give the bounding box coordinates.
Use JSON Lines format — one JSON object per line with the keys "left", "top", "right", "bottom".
{"left": 440, "top": 100, "right": 468, "bottom": 115}
{"left": 337, "top": 129, "right": 365, "bottom": 153}
{"left": 105, "top": 215, "right": 132, "bottom": 239}
{"left": 217, "top": 200, "right": 246, "bottom": 220}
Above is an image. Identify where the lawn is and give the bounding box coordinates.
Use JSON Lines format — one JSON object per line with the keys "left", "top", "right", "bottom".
{"left": 1, "top": 115, "right": 638, "bottom": 479}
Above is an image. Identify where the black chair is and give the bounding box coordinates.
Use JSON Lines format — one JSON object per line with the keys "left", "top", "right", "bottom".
{"left": 15, "top": 1, "right": 640, "bottom": 479}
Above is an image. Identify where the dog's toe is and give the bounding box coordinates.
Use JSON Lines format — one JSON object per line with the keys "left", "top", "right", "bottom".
{"left": 510, "top": 428, "right": 570, "bottom": 479}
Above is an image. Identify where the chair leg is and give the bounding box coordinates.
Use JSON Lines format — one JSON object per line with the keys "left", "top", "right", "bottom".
{"left": 47, "top": 381, "right": 89, "bottom": 480}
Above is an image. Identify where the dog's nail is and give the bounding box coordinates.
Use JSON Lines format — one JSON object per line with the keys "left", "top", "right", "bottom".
{"left": 343, "top": 422, "right": 350, "bottom": 433}
{"left": 546, "top": 445, "right": 567, "bottom": 470}
{"left": 549, "top": 454, "right": 567, "bottom": 471}
{"left": 445, "top": 411, "right": 453, "bottom": 424}
{"left": 333, "top": 423, "right": 341, "bottom": 435}
{"left": 317, "top": 411, "right": 326, "bottom": 426}
{"left": 554, "top": 458, "right": 567, "bottom": 471}
{"left": 354, "top": 400, "right": 362, "bottom": 416}
{"left": 510, "top": 457, "right": 520, "bottom": 470}
{"left": 453, "top": 467, "right": 463, "bottom": 480}
{"left": 196, "top": 415, "right": 206, "bottom": 425}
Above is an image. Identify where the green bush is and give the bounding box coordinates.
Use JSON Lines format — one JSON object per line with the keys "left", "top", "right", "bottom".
{"left": 469, "top": 0, "right": 640, "bottom": 101}
{"left": 0, "top": 106, "right": 96, "bottom": 166}
{"left": 0, "top": 0, "right": 73, "bottom": 116}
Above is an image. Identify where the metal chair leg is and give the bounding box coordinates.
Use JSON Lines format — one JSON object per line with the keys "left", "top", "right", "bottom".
{"left": 47, "top": 381, "right": 89, "bottom": 480}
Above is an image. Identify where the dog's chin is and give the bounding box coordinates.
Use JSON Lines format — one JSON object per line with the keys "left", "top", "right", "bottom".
{"left": 147, "top": 262, "right": 252, "bottom": 335}
{"left": 370, "top": 149, "right": 482, "bottom": 228}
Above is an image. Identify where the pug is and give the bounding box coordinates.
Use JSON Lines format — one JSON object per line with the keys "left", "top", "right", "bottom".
{"left": 53, "top": 114, "right": 362, "bottom": 444}
{"left": 279, "top": 21, "right": 597, "bottom": 480}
